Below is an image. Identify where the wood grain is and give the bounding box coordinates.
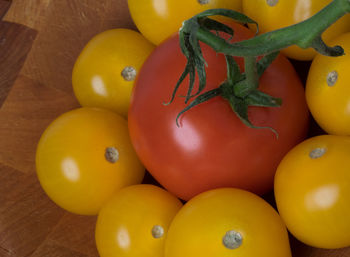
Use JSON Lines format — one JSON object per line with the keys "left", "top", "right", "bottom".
{"left": 0, "top": 163, "right": 65, "bottom": 257}
{"left": 4, "top": 0, "right": 137, "bottom": 95}
{"left": 0, "top": 0, "right": 350, "bottom": 257}
{"left": 30, "top": 240, "right": 89, "bottom": 257}
{"left": 46, "top": 214, "right": 99, "bottom": 256}
{"left": 0, "top": 21, "right": 36, "bottom": 107}
{"left": 0, "top": 75, "right": 79, "bottom": 174}
{"left": 3, "top": 0, "right": 50, "bottom": 29}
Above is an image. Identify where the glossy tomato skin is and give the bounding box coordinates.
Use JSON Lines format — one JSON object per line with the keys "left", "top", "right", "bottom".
{"left": 72, "top": 29, "right": 155, "bottom": 117}
{"left": 95, "top": 184, "right": 183, "bottom": 257}
{"left": 306, "top": 32, "right": 350, "bottom": 136}
{"left": 242, "top": 0, "right": 350, "bottom": 60}
{"left": 128, "top": 23, "right": 309, "bottom": 200}
{"left": 165, "top": 188, "right": 292, "bottom": 257}
{"left": 274, "top": 135, "right": 350, "bottom": 248}
{"left": 127, "top": 0, "right": 241, "bottom": 45}
{"left": 36, "top": 107, "right": 145, "bottom": 215}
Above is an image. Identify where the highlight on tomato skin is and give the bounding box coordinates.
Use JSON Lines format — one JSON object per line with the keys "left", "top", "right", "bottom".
{"left": 164, "top": 187, "right": 292, "bottom": 257}
{"left": 95, "top": 184, "right": 183, "bottom": 257}
{"left": 35, "top": 107, "right": 145, "bottom": 215}
{"left": 274, "top": 135, "right": 350, "bottom": 249}
{"left": 128, "top": 21, "right": 309, "bottom": 201}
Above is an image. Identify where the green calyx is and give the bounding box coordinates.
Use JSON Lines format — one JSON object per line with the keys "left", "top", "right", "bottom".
{"left": 166, "top": 0, "right": 350, "bottom": 135}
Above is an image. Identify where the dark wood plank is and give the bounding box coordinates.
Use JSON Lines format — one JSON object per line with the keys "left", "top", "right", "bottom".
{"left": 0, "top": 21, "right": 36, "bottom": 108}
{"left": 0, "top": 163, "right": 65, "bottom": 257}
{"left": 0, "top": 0, "right": 11, "bottom": 19}
{"left": 0, "top": 75, "right": 79, "bottom": 173}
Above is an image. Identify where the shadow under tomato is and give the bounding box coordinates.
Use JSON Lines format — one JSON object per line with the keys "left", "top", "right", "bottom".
{"left": 289, "top": 58, "right": 326, "bottom": 138}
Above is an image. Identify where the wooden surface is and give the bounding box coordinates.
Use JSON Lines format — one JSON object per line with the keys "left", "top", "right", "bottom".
{"left": 0, "top": 1, "right": 349, "bottom": 256}
{"left": 0, "top": 1, "right": 9, "bottom": 19}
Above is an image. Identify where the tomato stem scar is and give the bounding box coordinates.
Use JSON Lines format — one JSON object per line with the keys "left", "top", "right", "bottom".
{"left": 121, "top": 66, "right": 137, "bottom": 81}
{"left": 222, "top": 230, "right": 243, "bottom": 249}
{"left": 105, "top": 147, "right": 119, "bottom": 163}
{"left": 151, "top": 225, "right": 164, "bottom": 238}
{"left": 197, "top": 0, "right": 210, "bottom": 5}
{"left": 266, "top": 0, "right": 278, "bottom": 7}
{"left": 309, "top": 148, "right": 327, "bottom": 159}
{"left": 327, "top": 71, "right": 338, "bottom": 86}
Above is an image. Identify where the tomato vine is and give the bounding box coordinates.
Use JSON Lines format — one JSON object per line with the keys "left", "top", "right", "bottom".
{"left": 168, "top": 0, "right": 350, "bottom": 133}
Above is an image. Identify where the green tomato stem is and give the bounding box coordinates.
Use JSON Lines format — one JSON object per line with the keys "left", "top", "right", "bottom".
{"left": 171, "top": 0, "right": 350, "bottom": 132}
{"left": 196, "top": 0, "right": 350, "bottom": 57}
{"left": 234, "top": 56, "right": 258, "bottom": 98}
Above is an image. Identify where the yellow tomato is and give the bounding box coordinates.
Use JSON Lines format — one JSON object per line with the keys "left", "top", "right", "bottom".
{"left": 306, "top": 32, "right": 350, "bottom": 136}
{"left": 165, "top": 188, "right": 291, "bottom": 257}
{"left": 36, "top": 107, "right": 145, "bottom": 215}
{"left": 127, "top": 0, "right": 242, "bottom": 45}
{"left": 72, "top": 29, "right": 155, "bottom": 117}
{"left": 242, "top": 0, "right": 350, "bottom": 60}
{"left": 274, "top": 135, "right": 350, "bottom": 248}
{"left": 95, "top": 184, "right": 183, "bottom": 257}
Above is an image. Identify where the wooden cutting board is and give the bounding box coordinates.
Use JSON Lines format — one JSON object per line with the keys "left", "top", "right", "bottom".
{"left": 0, "top": 0, "right": 349, "bottom": 256}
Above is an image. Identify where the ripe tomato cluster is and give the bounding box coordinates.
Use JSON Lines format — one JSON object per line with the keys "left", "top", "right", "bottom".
{"left": 35, "top": 0, "right": 350, "bottom": 256}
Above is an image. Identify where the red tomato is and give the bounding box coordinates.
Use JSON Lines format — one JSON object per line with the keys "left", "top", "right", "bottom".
{"left": 128, "top": 23, "right": 309, "bottom": 201}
